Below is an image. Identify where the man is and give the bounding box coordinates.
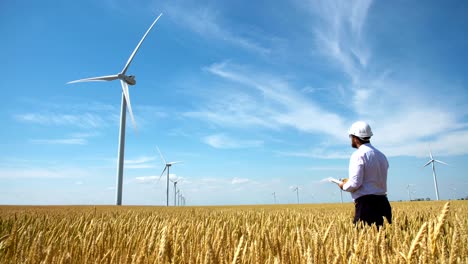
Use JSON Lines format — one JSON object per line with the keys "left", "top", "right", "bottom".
{"left": 339, "top": 121, "right": 392, "bottom": 227}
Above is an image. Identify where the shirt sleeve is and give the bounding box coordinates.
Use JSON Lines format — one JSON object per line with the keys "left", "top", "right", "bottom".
{"left": 343, "top": 152, "right": 364, "bottom": 192}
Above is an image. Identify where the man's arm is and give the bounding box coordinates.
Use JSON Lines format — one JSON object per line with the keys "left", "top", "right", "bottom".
{"left": 342, "top": 153, "right": 364, "bottom": 192}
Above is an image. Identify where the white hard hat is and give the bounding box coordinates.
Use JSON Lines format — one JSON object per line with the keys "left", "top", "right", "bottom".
{"left": 348, "top": 121, "right": 373, "bottom": 139}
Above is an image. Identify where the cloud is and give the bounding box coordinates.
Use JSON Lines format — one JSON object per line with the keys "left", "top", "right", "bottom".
{"left": 125, "top": 156, "right": 158, "bottom": 169}
{"left": 29, "top": 132, "right": 99, "bottom": 146}
{"left": 306, "top": 0, "right": 373, "bottom": 82}
{"left": 184, "top": 92, "right": 278, "bottom": 130}
{"left": 135, "top": 175, "right": 159, "bottom": 184}
{"left": 15, "top": 112, "right": 108, "bottom": 129}
{"left": 134, "top": 174, "right": 184, "bottom": 185}
{"left": 298, "top": 0, "right": 468, "bottom": 158}
{"left": 203, "top": 134, "right": 263, "bottom": 149}
{"left": 165, "top": 3, "right": 270, "bottom": 55}
{"left": 231, "top": 177, "right": 249, "bottom": 184}
{"left": 0, "top": 167, "right": 91, "bottom": 179}
{"left": 30, "top": 138, "right": 87, "bottom": 145}
{"left": 13, "top": 100, "right": 166, "bottom": 131}
{"left": 202, "top": 62, "right": 348, "bottom": 139}
{"left": 276, "top": 149, "right": 349, "bottom": 160}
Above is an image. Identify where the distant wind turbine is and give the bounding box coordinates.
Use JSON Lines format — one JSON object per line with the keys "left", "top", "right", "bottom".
{"left": 272, "top": 192, "right": 276, "bottom": 204}
{"left": 293, "top": 186, "right": 299, "bottom": 204}
{"left": 176, "top": 189, "right": 181, "bottom": 206}
{"left": 423, "top": 149, "right": 448, "bottom": 201}
{"left": 407, "top": 184, "right": 416, "bottom": 201}
{"left": 157, "top": 147, "right": 182, "bottom": 206}
{"left": 170, "top": 177, "right": 183, "bottom": 206}
{"left": 339, "top": 178, "right": 345, "bottom": 204}
{"left": 67, "top": 14, "right": 163, "bottom": 205}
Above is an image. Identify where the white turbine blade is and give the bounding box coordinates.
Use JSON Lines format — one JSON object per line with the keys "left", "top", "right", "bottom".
{"left": 121, "top": 13, "right": 163, "bottom": 75}
{"left": 157, "top": 166, "right": 167, "bottom": 182}
{"left": 168, "top": 161, "right": 183, "bottom": 165}
{"left": 429, "top": 148, "right": 434, "bottom": 160}
{"left": 156, "top": 146, "right": 167, "bottom": 165}
{"left": 120, "top": 80, "right": 138, "bottom": 134}
{"left": 423, "top": 160, "right": 432, "bottom": 168}
{"left": 434, "top": 160, "right": 449, "bottom": 166}
{"left": 67, "top": 74, "right": 119, "bottom": 84}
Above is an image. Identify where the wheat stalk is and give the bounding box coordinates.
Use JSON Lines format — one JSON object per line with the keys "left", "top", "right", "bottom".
{"left": 232, "top": 235, "right": 244, "bottom": 264}
{"left": 405, "top": 222, "right": 428, "bottom": 263}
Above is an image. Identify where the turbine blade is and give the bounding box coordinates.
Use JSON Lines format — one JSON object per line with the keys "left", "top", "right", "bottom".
{"left": 121, "top": 13, "right": 163, "bottom": 75}
{"left": 434, "top": 160, "right": 449, "bottom": 166}
{"left": 423, "top": 160, "right": 432, "bottom": 168}
{"left": 169, "top": 161, "right": 183, "bottom": 165}
{"left": 156, "top": 146, "right": 167, "bottom": 165}
{"left": 67, "top": 74, "right": 119, "bottom": 84}
{"left": 120, "top": 80, "right": 138, "bottom": 134}
{"left": 157, "top": 166, "right": 167, "bottom": 182}
{"left": 429, "top": 148, "right": 434, "bottom": 160}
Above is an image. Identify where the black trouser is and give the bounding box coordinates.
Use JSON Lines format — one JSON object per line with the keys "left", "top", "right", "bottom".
{"left": 354, "top": 194, "right": 392, "bottom": 227}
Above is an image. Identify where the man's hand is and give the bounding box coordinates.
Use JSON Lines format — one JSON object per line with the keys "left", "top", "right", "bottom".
{"left": 339, "top": 178, "right": 348, "bottom": 190}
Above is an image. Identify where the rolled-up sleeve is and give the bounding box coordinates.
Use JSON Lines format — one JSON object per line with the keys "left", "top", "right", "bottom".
{"left": 343, "top": 152, "right": 364, "bottom": 192}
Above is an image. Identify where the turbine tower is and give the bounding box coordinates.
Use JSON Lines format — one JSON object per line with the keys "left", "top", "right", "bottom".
{"left": 293, "top": 186, "right": 299, "bottom": 204}
{"left": 170, "top": 178, "right": 180, "bottom": 206}
{"left": 407, "top": 184, "right": 416, "bottom": 201}
{"left": 423, "top": 149, "right": 448, "bottom": 201}
{"left": 339, "top": 178, "right": 345, "bottom": 204}
{"left": 157, "top": 147, "right": 182, "bottom": 206}
{"left": 272, "top": 192, "right": 276, "bottom": 204}
{"left": 67, "top": 14, "right": 163, "bottom": 205}
{"left": 176, "top": 189, "right": 181, "bottom": 206}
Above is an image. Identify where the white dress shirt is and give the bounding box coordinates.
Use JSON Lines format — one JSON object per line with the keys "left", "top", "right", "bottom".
{"left": 343, "top": 143, "right": 389, "bottom": 200}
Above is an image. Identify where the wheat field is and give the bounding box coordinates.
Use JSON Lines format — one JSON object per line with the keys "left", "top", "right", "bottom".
{"left": 0, "top": 201, "right": 466, "bottom": 263}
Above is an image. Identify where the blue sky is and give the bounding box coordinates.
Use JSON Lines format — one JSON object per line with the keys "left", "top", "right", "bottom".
{"left": 1, "top": 0, "right": 467, "bottom": 205}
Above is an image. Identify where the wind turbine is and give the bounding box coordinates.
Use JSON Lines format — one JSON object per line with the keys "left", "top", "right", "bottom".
{"left": 423, "top": 149, "right": 448, "bottom": 201}
{"left": 272, "top": 192, "right": 277, "bottom": 204}
{"left": 407, "top": 184, "right": 416, "bottom": 201}
{"left": 67, "top": 14, "right": 163, "bottom": 205}
{"left": 176, "top": 189, "right": 180, "bottom": 206}
{"left": 180, "top": 195, "right": 186, "bottom": 206}
{"left": 293, "top": 186, "right": 299, "bottom": 204}
{"left": 170, "top": 177, "right": 182, "bottom": 206}
{"left": 157, "top": 147, "right": 182, "bottom": 206}
{"left": 339, "top": 178, "right": 345, "bottom": 204}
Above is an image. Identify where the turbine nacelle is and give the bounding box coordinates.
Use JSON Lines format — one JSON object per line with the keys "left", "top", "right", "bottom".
{"left": 118, "top": 74, "right": 136, "bottom": 85}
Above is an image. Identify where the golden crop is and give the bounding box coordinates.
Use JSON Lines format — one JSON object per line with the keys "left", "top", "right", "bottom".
{"left": 0, "top": 201, "right": 466, "bottom": 263}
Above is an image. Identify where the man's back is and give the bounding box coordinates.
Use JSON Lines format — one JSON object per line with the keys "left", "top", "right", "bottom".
{"left": 346, "top": 143, "right": 389, "bottom": 200}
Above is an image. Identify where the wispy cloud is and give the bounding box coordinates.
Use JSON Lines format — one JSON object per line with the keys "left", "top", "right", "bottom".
{"left": 13, "top": 100, "right": 120, "bottom": 129}
{"left": 0, "top": 166, "right": 91, "bottom": 179}
{"left": 200, "top": 61, "right": 348, "bottom": 139}
{"left": 134, "top": 173, "right": 184, "bottom": 185}
{"left": 135, "top": 175, "right": 159, "bottom": 184}
{"left": 13, "top": 99, "right": 169, "bottom": 134}
{"left": 203, "top": 134, "right": 263, "bottom": 149}
{"left": 15, "top": 112, "right": 108, "bottom": 128}
{"left": 276, "top": 149, "right": 349, "bottom": 160}
{"left": 297, "top": 0, "right": 468, "bottom": 158}
{"left": 29, "top": 132, "right": 98, "bottom": 146}
{"left": 125, "top": 156, "right": 158, "bottom": 169}
{"left": 231, "top": 177, "right": 250, "bottom": 184}
{"left": 307, "top": 0, "right": 372, "bottom": 82}
{"left": 30, "top": 138, "right": 87, "bottom": 145}
{"left": 165, "top": 3, "right": 270, "bottom": 55}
